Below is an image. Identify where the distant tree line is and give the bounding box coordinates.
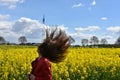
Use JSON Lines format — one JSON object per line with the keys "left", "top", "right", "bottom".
{"left": 80, "top": 36, "right": 120, "bottom": 48}
{"left": 0, "top": 35, "right": 75, "bottom": 46}
{"left": 81, "top": 36, "right": 108, "bottom": 47}
{"left": 0, "top": 36, "right": 28, "bottom": 45}
{"left": 0, "top": 35, "right": 120, "bottom": 47}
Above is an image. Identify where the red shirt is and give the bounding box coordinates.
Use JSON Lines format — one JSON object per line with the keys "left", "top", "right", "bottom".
{"left": 30, "top": 57, "right": 52, "bottom": 80}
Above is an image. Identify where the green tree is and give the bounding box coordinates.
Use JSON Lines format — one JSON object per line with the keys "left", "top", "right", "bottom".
{"left": 69, "top": 36, "right": 75, "bottom": 44}
{"left": 90, "top": 36, "right": 99, "bottom": 46}
{"left": 18, "top": 36, "right": 27, "bottom": 44}
{"left": 81, "top": 39, "right": 88, "bottom": 46}
{"left": 115, "top": 36, "right": 120, "bottom": 44}
{"left": 100, "top": 38, "right": 108, "bottom": 44}
{"left": 0, "top": 36, "right": 6, "bottom": 44}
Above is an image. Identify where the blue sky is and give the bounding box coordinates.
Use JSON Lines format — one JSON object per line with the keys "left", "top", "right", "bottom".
{"left": 0, "top": 0, "right": 120, "bottom": 44}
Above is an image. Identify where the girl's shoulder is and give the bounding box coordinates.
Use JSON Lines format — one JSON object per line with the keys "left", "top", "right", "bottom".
{"left": 41, "top": 57, "right": 51, "bottom": 65}
{"left": 41, "top": 57, "right": 50, "bottom": 62}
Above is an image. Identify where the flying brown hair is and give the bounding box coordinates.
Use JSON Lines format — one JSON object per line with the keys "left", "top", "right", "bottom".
{"left": 38, "top": 28, "right": 71, "bottom": 63}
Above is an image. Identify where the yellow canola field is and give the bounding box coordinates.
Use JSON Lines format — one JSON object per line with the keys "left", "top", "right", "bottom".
{"left": 0, "top": 45, "right": 120, "bottom": 80}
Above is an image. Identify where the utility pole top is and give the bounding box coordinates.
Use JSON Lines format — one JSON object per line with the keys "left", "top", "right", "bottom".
{"left": 42, "top": 15, "right": 45, "bottom": 24}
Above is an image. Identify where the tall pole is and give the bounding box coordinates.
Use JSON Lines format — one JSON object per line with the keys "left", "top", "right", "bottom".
{"left": 41, "top": 15, "right": 45, "bottom": 43}
{"left": 43, "top": 15, "right": 45, "bottom": 24}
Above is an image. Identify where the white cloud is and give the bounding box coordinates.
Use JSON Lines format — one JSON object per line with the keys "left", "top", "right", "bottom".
{"left": 0, "top": 14, "right": 10, "bottom": 21}
{"left": 107, "top": 26, "right": 120, "bottom": 33}
{"left": 101, "top": 17, "right": 108, "bottom": 21}
{"left": 101, "top": 35, "right": 112, "bottom": 39}
{"left": 0, "top": 0, "right": 25, "bottom": 9}
{"left": 72, "top": 3, "right": 83, "bottom": 8}
{"left": 98, "top": 35, "right": 115, "bottom": 44}
{"left": 72, "top": 26, "right": 118, "bottom": 44}
{"left": 0, "top": 14, "right": 117, "bottom": 44}
{"left": 0, "top": 14, "right": 12, "bottom": 31}
{"left": 0, "top": 29, "right": 18, "bottom": 39}
{"left": 88, "top": 0, "right": 96, "bottom": 11}
{"left": 91, "top": 0, "right": 96, "bottom": 6}
{"left": 12, "top": 17, "right": 46, "bottom": 38}
{"left": 49, "top": 25, "right": 68, "bottom": 31}
{"left": 0, "top": 16, "right": 47, "bottom": 43}
{"left": 57, "top": 25, "right": 68, "bottom": 31}
{"left": 72, "top": 1, "right": 96, "bottom": 10}
{"left": 0, "top": 20, "right": 16, "bottom": 42}
{"left": 75, "top": 26, "right": 100, "bottom": 32}
{"left": 70, "top": 32, "right": 93, "bottom": 39}
{"left": 0, "top": 21, "right": 12, "bottom": 30}
{"left": 0, "top": 16, "right": 70, "bottom": 43}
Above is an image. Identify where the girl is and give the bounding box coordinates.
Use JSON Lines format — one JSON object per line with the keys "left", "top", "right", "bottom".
{"left": 28, "top": 28, "right": 71, "bottom": 80}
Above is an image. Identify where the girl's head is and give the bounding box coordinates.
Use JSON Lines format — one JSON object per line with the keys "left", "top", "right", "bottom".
{"left": 37, "top": 28, "right": 71, "bottom": 63}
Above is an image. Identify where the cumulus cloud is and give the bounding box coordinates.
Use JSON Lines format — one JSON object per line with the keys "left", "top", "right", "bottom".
{"left": 12, "top": 17, "right": 69, "bottom": 39}
{"left": 100, "top": 17, "right": 108, "bottom": 21}
{"left": 0, "top": 0, "right": 25, "bottom": 9}
{"left": 0, "top": 16, "right": 47, "bottom": 43}
{"left": 75, "top": 26, "right": 100, "bottom": 32}
{"left": 0, "top": 21, "right": 12, "bottom": 30}
{"left": 0, "top": 16, "right": 69, "bottom": 43}
{"left": 12, "top": 17, "right": 47, "bottom": 38}
{"left": 72, "top": 3, "right": 83, "bottom": 8}
{"left": 0, "top": 14, "right": 12, "bottom": 31}
{"left": 107, "top": 26, "right": 120, "bottom": 33}
{"left": 0, "top": 16, "right": 15, "bottom": 42}
{"left": 0, "top": 14, "right": 10, "bottom": 20}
